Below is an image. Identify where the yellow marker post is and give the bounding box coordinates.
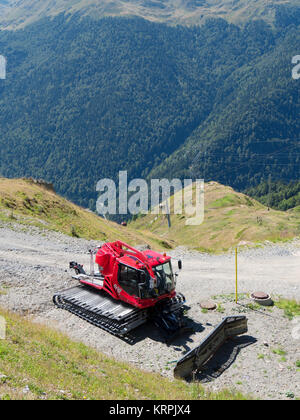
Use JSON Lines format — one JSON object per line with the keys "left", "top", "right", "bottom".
{"left": 235, "top": 247, "right": 238, "bottom": 303}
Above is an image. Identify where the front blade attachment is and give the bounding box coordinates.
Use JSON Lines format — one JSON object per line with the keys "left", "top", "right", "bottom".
{"left": 174, "top": 315, "right": 248, "bottom": 380}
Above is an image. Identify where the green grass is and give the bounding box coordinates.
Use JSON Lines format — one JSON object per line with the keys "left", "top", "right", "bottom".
{"left": 274, "top": 299, "right": 300, "bottom": 320}
{"left": 246, "top": 302, "right": 264, "bottom": 311}
{"left": 0, "top": 309, "right": 250, "bottom": 400}
{"left": 216, "top": 304, "right": 225, "bottom": 314}
{"left": 212, "top": 293, "right": 248, "bottom": 303}
{"left": 211, "top": 194, "right": 240, "bottom": 208}
{"left": 272, "top": 348, "right": 287, "bottom": 357}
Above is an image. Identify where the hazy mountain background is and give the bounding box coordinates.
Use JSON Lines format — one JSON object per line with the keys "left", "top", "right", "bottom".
{"left": 0, "top": 1, "right": 299, "bottom": 212}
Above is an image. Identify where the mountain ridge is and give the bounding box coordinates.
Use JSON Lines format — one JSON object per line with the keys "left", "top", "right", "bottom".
{"left": 0, "top": 0, "right": 299, "bottom": 29}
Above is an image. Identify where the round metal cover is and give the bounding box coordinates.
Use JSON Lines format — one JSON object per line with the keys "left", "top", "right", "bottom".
{"left": 200, "top": 300, "right": 217, "bottom": 310}
{"left": 251, "top": 291, "right": 269, "bottom": 300}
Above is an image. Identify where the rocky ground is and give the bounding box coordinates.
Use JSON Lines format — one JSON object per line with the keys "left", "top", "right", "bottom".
{"left": 0, "top": 221, "right": 299, "bottom": 400}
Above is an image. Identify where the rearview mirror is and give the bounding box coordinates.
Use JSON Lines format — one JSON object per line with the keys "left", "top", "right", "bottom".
{"left": 178, "top": 260, "right": 182, "bottom": 270}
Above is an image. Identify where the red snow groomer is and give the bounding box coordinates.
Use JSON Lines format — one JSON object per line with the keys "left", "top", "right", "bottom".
{"left": 54, "top": 241, "right": 187, "bottom": 341}
{"left": 53, "top": 241, "right": 248, "bottom": 379}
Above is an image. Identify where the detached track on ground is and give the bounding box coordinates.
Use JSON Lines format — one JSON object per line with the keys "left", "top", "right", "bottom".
{"left": 0, "top": 223, "right": 299, "bottom": 400}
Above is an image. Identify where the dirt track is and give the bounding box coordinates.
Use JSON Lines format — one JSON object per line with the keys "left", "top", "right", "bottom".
{"left": 0, "top": 222, "right": 299, "bottom": 400}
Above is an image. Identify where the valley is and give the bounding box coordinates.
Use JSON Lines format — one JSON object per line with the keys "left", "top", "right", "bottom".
{"left": 0, "top": 14, "right": 299, "bottom": 209}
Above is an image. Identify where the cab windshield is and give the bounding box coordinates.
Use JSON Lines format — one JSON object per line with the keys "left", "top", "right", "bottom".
{"left": 153, "top": 261, "right": 174, "bottom": 293}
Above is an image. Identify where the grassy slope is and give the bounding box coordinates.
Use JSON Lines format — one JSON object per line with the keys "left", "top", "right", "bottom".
{"left": 0, "top": 309, "right": 249, "bottom": 400}
{"left": 130, "top": 182, "right": 300, "bottom": 253}
{"left": 2, "top": 177, "right": 300, "bottom": 253}
{"left": 0, "top": 178, "right": 171, "bottom": 250}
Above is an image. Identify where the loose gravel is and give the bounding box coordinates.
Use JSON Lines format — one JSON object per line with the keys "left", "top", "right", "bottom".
{"left": 0, "top": 221, "right": 299, "bottom": 400}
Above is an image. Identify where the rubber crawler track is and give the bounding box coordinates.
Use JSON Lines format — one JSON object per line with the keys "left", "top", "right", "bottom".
{"left": 53, "top": 293, "right": 140, "bottom": 343}
{"left": 53, "top": 288, "right": 186, "bottom": 343}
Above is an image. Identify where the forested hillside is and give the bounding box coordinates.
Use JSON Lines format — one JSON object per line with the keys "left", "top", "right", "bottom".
{"left": 151, "top": 18, "right": 300, "bottom": 189}
{"left": 0, "top": 12, "right": 299, "bottom": 210}
{"left": 246, "top": 181, "right": 300, "bottom": 211}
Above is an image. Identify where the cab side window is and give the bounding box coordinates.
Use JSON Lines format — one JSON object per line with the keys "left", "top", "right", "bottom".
{"left": 118, "top": 265, "right": 140, "bottom": 297}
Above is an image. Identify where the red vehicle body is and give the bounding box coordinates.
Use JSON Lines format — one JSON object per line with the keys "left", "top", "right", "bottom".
{"left": 78, "top": 241, "right": 177, "bottom": 309}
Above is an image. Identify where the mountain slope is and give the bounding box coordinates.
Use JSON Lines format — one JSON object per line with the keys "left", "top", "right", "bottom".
{"left": 245, "top": 180, "right": 300, "bottom": 211}
{"left": 130, "top": 181, "right": 300, "bottom": 252}
{"left": 0, "top": 177, "right": 171, "bottom": 248}
{"left": 0, "top": 15, "right": 279, "bottom": 208}
{"left": 0, "top": 0, "right": 299, "bottom": 29}
{"left": 150, "top": 19, "right": 300, "bottom": 189}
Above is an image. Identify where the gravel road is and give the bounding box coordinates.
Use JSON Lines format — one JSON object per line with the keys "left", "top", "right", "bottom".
{"left": 0, "top": 222, "right": 299, "bottom": 400}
